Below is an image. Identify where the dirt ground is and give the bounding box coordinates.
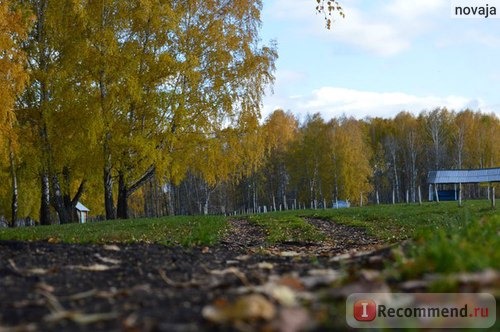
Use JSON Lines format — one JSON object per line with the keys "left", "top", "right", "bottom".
{"left": 0, "top": 219, "right": 497, "bottom": 331}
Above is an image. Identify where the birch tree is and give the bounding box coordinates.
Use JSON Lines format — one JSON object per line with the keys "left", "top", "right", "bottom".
{"left": 0, "top": 0, "right": 32, "bottom": 224}
{"left": 262, "top": 110, "right": 298, "bottom": 210}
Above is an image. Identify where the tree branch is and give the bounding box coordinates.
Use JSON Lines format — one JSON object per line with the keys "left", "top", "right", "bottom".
{"left": 127, "top": 165, "right": 156, "bottom": 198}
{"left": 71, "top": 180, "right": 87, "bottom": 207}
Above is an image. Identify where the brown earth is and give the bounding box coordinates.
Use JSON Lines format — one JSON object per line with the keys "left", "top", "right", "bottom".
{"left": 0, "top": 219, "right": 497, "bottom": 331}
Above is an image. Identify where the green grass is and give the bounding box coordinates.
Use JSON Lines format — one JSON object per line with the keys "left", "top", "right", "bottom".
{"left": 248, "top": 213, "right": 325, "bottom": 243}
{"left": 302, "top": 200, "right": 498, "bottom": 243}
{"left": 298, "top": 201, "right": 498, "bottom": 276}
{"left": 0, "top": 215, "right": 228, "bottom": 247}
{"left": 0, "top": 201, "right": 498, "bottom": 276}
{"left": 397, "top": 213, "right": 500, "bottom": 278}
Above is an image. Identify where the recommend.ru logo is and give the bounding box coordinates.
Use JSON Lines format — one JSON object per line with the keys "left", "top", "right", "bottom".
{"left": 346, "top": 293, "right": 496, "bottom": 329}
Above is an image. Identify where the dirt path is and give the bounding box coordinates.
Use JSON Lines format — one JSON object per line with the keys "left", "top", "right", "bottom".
{"left": 0, "top": 218, "right": 454, "bottom": 331}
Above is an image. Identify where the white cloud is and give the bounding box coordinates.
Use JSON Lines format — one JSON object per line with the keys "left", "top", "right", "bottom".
{"left": 264, "top": 0, "right": 450, "bottom": 57}
{"left": 263, "top": 86, "right": 496, "bottom": 120}
{"left": 327, "top": 8, "right": 409, "bottom": 56}
{"left": 385, "top": 0, "right": 448, "bottom": 20}
{"left": 327, "top": 0, "right": 451, "bottom": 56}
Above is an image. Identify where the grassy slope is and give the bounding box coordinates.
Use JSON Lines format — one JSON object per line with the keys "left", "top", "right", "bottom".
{"left": 302, "top": 200, "right": 497, "bottom": 242}
{"left": 250, "top": 201, "right": 499, "bottom": 275}
{"left": 0, "top": 215, "right": 228, "bottom": 247}
{"left": 0, "top": 201, "right": 498, "bottom": 275}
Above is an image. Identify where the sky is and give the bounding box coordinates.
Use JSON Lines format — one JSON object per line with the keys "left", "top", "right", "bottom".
{"left": 259, "top": 0, "right": 500, "bottom": 121}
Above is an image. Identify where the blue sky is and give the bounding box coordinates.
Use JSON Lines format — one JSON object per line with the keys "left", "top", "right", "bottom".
{"left": 260, "top": 0, "right": 500, "bottom": 121}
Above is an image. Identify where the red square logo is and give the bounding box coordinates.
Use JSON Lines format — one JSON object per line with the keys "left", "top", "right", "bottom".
{"left": 353, "top": 299, "right": 376, "bottom": 321}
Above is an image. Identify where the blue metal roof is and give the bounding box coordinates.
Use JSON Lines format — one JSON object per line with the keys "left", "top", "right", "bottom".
{"left": 428, "top": 168, "right": 500, "bottom": 184}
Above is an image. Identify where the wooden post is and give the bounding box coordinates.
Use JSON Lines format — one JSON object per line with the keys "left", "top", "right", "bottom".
{"left": 458, "top": 183, "right": 462, "bottom": 207}
{"left": 493, "top": 186, "right": 496, "bottom": 209}
{"left": 434, "top": 184, "right": 440, "bottom": 203}
{"left": 406, "top": 190, "right": 409, "bottom": 204}
{"left": 418, "top": 186, "right": 422, "bottom": 205}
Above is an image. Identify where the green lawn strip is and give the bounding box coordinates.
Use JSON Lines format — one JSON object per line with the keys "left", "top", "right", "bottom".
{"left": 0, "top": 215, "right": 228, "bottom": 247}
{"left": 247, "top": 212, "right": 325, "bottom": 244}
{"left": 301, "top": 200, "right": 496, "bottom": 243}
{"left": 396, "top": 213, "right": 500, "bottom": 279}
{"left": 298, "top": 200, "right": 498, "bottom": 276}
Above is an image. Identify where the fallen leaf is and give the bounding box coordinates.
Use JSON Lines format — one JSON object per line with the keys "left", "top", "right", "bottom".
{"left": 269, "top": 285, "right": 297, "bottom": 306}
{"left": 47, "top": 237, "right": 60, "bottom": 244}
{"left": 70, "top": 264, "right": 116, "bottom": 271}
{"left": 103, "top": 244, "right": 120, "bottom": 251}
{"left": 257, "top": 262, "right": 274, "bottom": 270}
{"left": 44, "top": 311, "right": 119, "bottom": 324}
{"left": 8, "top": 259, "right": 49, "bottom": 276}
{"left": 94, "top": 253, "right": 121, "bottom": 265}
{"left": 301, "top": 269, "right": 341, "bottom": 289}
{"left": 159, "top": 269, "right": 201, "bottom": 288}
{"left": 278, "top": 276, "right": 304, "bottom": 291}
{"left": 209, "top": 267, "right": 249, "bottom": 286}
{"left": 276, "top": 307, "right": 312, "bottom": 332}
{"left": 36, "top": 282, "right": 55, "bottom": 293}
{"left": 360, "top": 269, "right": 381, "bottom": 282}
{"left": 202, "top": 294, "right": 276, "bottom": 324}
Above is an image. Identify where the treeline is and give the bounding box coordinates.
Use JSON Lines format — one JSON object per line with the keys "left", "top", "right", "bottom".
{"left": 139, "top": 108, "right": 499, "bottom": 216}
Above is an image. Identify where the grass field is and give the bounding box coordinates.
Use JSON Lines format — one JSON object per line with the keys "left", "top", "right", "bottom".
{"left": 0, "top": 215, "right": 228, "bottom": 247}
{"left": 0, "top": 201, "right": 498, "bottom": 275}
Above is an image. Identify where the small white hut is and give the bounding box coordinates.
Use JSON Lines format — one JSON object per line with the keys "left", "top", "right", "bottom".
{"left": 75, "top": 202, "right": 90, "bottom": 224}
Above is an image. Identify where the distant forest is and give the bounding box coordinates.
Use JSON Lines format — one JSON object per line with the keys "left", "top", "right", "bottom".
{"left": 164, "top": 108, "right": 499, "bottom": 216}
{"left": 0, "top": 1, "right": 498, "bottom": 224}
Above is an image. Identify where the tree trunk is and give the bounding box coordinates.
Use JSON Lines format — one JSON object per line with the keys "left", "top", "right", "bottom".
{"left": 9, "top": 144, "right": 18, "bottom": 226}
{"left": 103, "top": 165, "right": 115, "bottom": 220}
{"left": 116, "top": 166, "right": 156, "bottom": 219}
{"left": 51, "top": 175, "right": 71, "bottom": 224}
{"left": 40, "top": 171, "right": 51, "bottom": 225}
{"left": 117, "top": 172, "right": 128, "bottom": 219}
{"left": 393, "top": 154, "right": 400, "bottom": 203}
{"left": 61, "top": 167, "right": 86, "bottom": 223}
